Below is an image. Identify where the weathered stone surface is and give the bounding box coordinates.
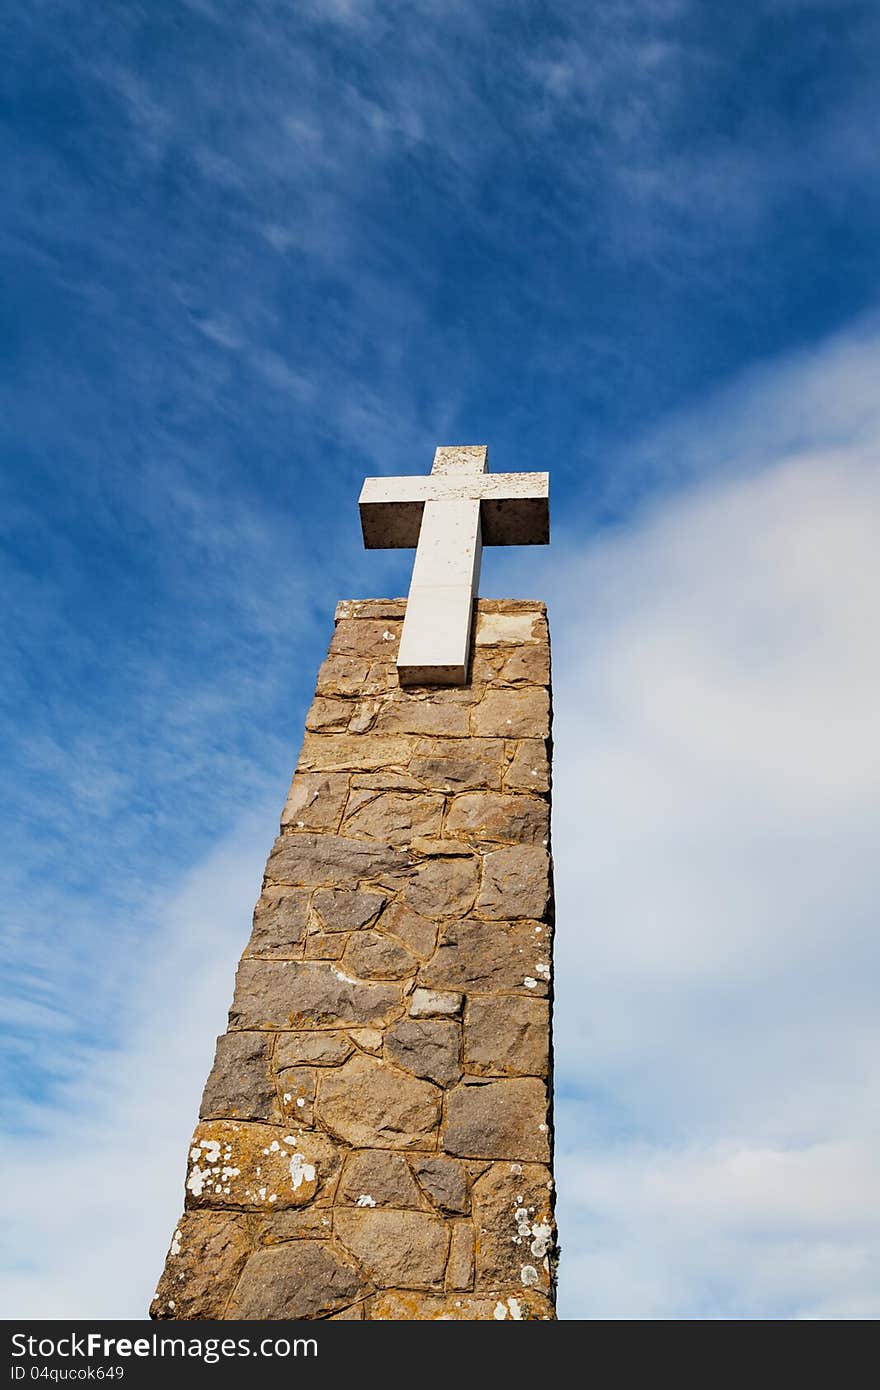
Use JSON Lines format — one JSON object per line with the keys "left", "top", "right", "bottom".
{"left": 409, "top": 738, "right": 504, "bottom": 791}
{"left": 409, "top": 987, "right": 462, "bottom": 1018}
{"left": 305, "top": 696, "right": 351, "bottom": 732}
{"left": 298, "top": 732, "right": 417, "bottom": 774}
{"left": 474, "top": 609, "right": 542, "bottom": 646}
{"left": 330, "top": 617, "right": 401, "bottom": 658}
{"left": 335, "top": 599, "right": 406, "bottom": 621}
{"left": 503, "top": 739, "right": 551, "bottom": 794}
{"left": 409, "top": 836, "right": 473, "bottom": 857}
{"left": 266, "top": 833, "right": 409, "bottom": 889}
{"left": 185, "top": 1120, "right": 339, "bottom": 1211}
{"left": 335, "top": 1210, "right": 449, "bottom": 1289}
{"left": 464, "top": 996, "right": 550, "bottom": 1076}
{"left": 367, "top": 1290, "right": 554, "bottom": 1320}
{"left": 444, "top": 792, "right": 549, "bottom": 845}
{"left": 311, "top": 888, "right": 386, "bottom": 933}
{"left": 151, "top": 1211, "right": 251, "bottom": 1319}
{"left": 348, "top": 1026, "right": 383, "bottom": 1053}
{"left": 337, "top": 1150, "right": 423, "bottom": 1208}
{"left": 411, "top": 1156, "right": 470, "bottom": 1214}
{"left": 384, "top": 1018, "right": 461, "bottom": 1087}
{"left": 471, "top": 1163, "right": 555, "bottom": 1294}
{"left": 447, "top": 1222, "right": 475, "bottom": 1289}
{"left": 350, "top": 770, "right": 425, "bottom": 791}
{"left": 303, "top": 930, "right": 347, "bottom": 960}
{"left": 376, "top": 901, "right": 437, "bottom": 959}
{"left": 398, "top": 855, "right": 480, "bottom": 918}
{"left": 228, "top": 1241, "right": 369, "bottom": 1319}
{"left": 200, "top": 1032, "right": 275, "bottom": 1121}
{"left": 256, "top": 1207, "right": 331, "bottom": 1242}
{"left": 499, "top": 642, "right": 550, "bottom": 686}
{"left": 315, "top": 654, "right": 371, "bottom": 697}
{"left": 274, "top": 1030, "right": 354, "bottom": 1068}
{"left": 471, "top": 688, "right": 550, "bottom": 739}
{"left": 443, "top": 1080, "right": 550, "bottom": 1161}
{"left": 341, "top": 791, "right": 444, "bottom": 846}
{"left": 328, "top": 1302, "right": 365, "bottom": 1319}
{"left": 247, "top": 890, "right": 310, "bottom": 958}
{"left": 420, "top": 919, "right": 549, "bottom": 995}
{"left": 342, "top": 930, "right": 419, "bottom": 981}
{"left": 229, "top": 959, "right": 400, "bottom": 1030}
{"left": 277, "top": 1066, "right": 316, "bottom": 1125}
{"left": 281, "top": 773, "right": 348, "bottom": 831}
{"left": 316, "top": 1055, "right": 441, "bottom": 1150}
{"left": 372, "top": 697, "right": 470, "bottom": 737}
{"left": 476, "top": 846, "right": 551, "bottom": 920}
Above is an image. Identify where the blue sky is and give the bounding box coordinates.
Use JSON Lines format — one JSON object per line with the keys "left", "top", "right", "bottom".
{"left": 2, "top": 0, "right": 879, "bottom": 1318}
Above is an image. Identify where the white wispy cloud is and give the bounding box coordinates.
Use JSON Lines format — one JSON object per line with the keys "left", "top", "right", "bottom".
{"left": 540, "top": 327, "right": 880, "bottom": 1319}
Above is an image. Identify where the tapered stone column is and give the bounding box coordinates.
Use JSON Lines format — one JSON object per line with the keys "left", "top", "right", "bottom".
{"left": 151, "top": 598, "right": 556, "bottom": 1321}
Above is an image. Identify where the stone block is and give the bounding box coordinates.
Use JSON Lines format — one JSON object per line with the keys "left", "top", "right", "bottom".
{"left": 335, "top": 599, "right": 406, "bottom": 621}
{"left": 329, "top": 618, "right": 401, "bottom": 659}
{"left": 471, "top": 687, "right": 550, "bottom": 738}
{"left": 337, "top": 1150, "right": 423, "bottom": 1208}
{"left": 409, "top": 737, "right": 504, "bottom": 791}
{"left": 275, "top": 1030, "right": 353, "bottom": 1068}
{"left": 303, "top": 930, "right": 347, "bottom": 960}
{"left": 398, "top": 855, "right": 480, "bottom": 918}
{"left": 420, "top": 919, "right": 549, "bottom": 995}
{"left": 503, "top": 739, "right": 551, "bottom": 794}
{"left": 150, "top": 1212, "right": 251, "bottom": 1320}
{"left": 384, "top": 1018, "right": 462, "bottom": 1087}
{"left": 443, "top": 1079, "right": 550, "bottom": 1162}
{"left": 476, "top": 845, "right": 551, "bottom": 920}
{"left": 316, "top": 1054, "right": 441, "bottom": 1150}
{"left": 376, "top": 901, "right": 438, "bottom": 959}
{"left": 474, "top": 609, "right": 542, "bottom": 646}
{"left": 281, "top": 772, "right": 348, "bottom": 831}
{"left": 315, "top": 654, "right": 371, "bottom": 696}
{"left": 305, "top": 696, "right": 351, "bottom": 732}
{"left": 335, "top": 1209, "right": 449, "bottom": 1289}
{"left": 372, "top": 696, "right": 470, "bottom": 737}
{"left": 256, "top": 1207, "right": 331, "bottom": 1242}
{"left": 341, "top": 790, "right": 444, "bottom": 845}
{"left": 311, "top": 888, "right": 386, "bottom": 933}
{"left": 199, "top": 1032, "right": 275, "bottom": 1121}
{"left": 408, "top": 987, "right": 462, "bottom": 1018}
{"left": 410, "top": 1156, "right": 470, "bottom": 1214}
{"left": 367, "top": 1290, "right": 554, "bottom": 1320}
{"left": 229, "top": 959, "right": 400, "bottom": 1030}
{"left": 447, "top": 1222, "right": 475, "bottom": 1289}
{"left": 342, "top": 930, "right": 419, "bottom": 981}
{"left": 444, "top": 791, "right": 549, "bottom": 845}
{"left": 498, "top": 642, "right": 550, "bottom": 686}
{"left": 464, "top": 995, "right": 549, "bottom": 1076}
{"left": 227, "top": 1241, "right": 369, "bottom": 1320}
{"left": 265, "top": 833, "right": 410, "bottom": 889}
{"left": 184, "top": 1120, "right": 339, "bottom": 1211}
{"left": 297, "top": 732, "right": 418, "bottom": 773}
{"left": 471, "top": 1162, "right": 555, "bottom": 1294}
{"left": 247, "top": 890, "right": 310, "bottom": 958}
{"left": 277, "top": 1066, "right": 316, "bottom": 1124}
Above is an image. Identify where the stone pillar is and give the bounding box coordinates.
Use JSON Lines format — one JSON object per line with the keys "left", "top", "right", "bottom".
{"left": 151, "top": 598, "right": 556, "bottom": 1322}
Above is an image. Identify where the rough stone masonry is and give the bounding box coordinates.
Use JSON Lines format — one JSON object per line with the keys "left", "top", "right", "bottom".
{"left": 151, "top": 597, "right": 556, "bottom": 1321}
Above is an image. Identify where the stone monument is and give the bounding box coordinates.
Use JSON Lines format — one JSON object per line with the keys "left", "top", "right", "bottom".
{"left": 151, "top": 446, "right": 556, "bottom": 1321}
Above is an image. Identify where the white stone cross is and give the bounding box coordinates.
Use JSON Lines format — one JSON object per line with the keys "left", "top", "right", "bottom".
{"left": 359, "top": 445, "right": 550, "bottom": 685}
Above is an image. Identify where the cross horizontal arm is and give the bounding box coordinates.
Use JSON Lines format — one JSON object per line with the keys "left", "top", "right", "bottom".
{"left": 359, "top": 472, "right": 549, "bottom": 548}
